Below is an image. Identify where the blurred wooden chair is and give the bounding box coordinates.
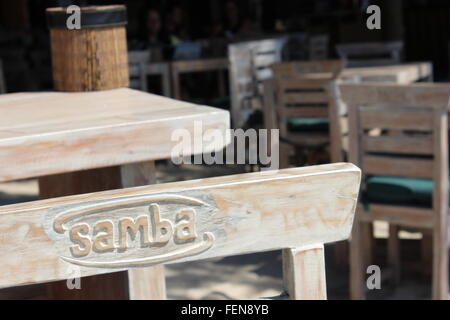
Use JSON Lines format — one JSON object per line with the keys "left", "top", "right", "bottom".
{"left": 0, "top": 59, "right": 6, "bottom": 93}
{"left": 128, "top": 51, "right": 171, "bottom": 97}
{"left": 341, "top": 83, "right": 450, "bottom": 300}
{"left": 264, "top": 60, "right": 346, "bottom": 168}
{"left": 229, "top": 37, "right": 287, "bottom": 128}
{"left": 0, "top": 164, "right": 360, "bottom": 300}
{"left": 309, "top": 35, "right": 329, "bottom": 61}
{"left": 336, "top": 41, "right": 403, "bottom": 68}
{"left": 171, "top": 58, "right": 228, "bottom": 101}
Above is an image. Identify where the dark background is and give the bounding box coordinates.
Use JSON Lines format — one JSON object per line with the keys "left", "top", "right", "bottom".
{"left": 0, "top": 0, "right": 449, "bottom": 92}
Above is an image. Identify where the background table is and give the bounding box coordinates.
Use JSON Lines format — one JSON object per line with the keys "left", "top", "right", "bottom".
{"left": 171, "top": 58, "right": 229, "bottom": 100}
{"left": 342, "top": 62, "right": 433, "bottom": 83}
{"left": 0, "top": 87, "right": 230, "bottom": 299}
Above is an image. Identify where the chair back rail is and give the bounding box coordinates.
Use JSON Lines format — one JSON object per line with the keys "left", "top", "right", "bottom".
{"left": 341, "top": 83, "right": 450, "bottom": 180}
{"left": 0, "top": 164, "right": 360, "bottom": 300}
{"left": 336, "top": 41, "right": 403, "bottom": 68}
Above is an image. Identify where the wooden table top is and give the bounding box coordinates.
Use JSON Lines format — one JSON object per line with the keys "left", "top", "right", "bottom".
{"left": 0, "top": 88, "right": 230, "bottom": 182}
{"left": 342, "top": 62, "right": 433, "bottom": 83}
{"left": 292, "top": 62, "right": 433, "bottom": 84}
{"left": 171, "top": 58, "right": 229, "bottom": 73}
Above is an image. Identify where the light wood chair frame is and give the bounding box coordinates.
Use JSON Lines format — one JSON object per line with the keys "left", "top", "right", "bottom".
{"left": 0, "top": 164, "right": 360, "bottom": 300}
{"left": 341, "top": 83, "right": 450, "bottom": 300}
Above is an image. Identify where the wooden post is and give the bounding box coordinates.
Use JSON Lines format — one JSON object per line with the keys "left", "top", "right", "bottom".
{"left": 41, "top": 5, "right": 165, "bottom": 300}
{"left": 282, "top": 245, "right": 327, "bottom": 300}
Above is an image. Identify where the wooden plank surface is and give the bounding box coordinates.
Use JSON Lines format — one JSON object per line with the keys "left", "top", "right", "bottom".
{"left": 0, "top": 88, "right": 230, "bottom": 182}
{"left": 171, "top": 58, "right": 228, "bottom": 73}
{"left": 342, "top": 62, "right": 432, "bottom": 84}
{"left": 0, "top": 163, "right": 360, "bottom": 290}
{"left": 340, "top": 82, "right": 450, "bottom": 108}
{"left": 363, "top": 155, "right": 433, "bottom": 179}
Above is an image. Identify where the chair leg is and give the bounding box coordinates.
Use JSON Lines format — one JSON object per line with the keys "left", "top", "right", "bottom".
{"left": 432, "top": 224, "right": 449, "bottom": 300}
{"left": 421, "top": 230, "right": 433, "bottom": 278}
{"left": 350, "top": 220, "right": 366, "bottom": 300}
{"left": 128, "top": 265, "right": 166, "bottom": 300}
{"left": 282, "top": 245, "right": 327, "bottom": 300}
{"left": 388, "top": 224, "right": 401, "bottom": 286}
{"left": 362, "top": 222, "right": 374, "bottom": 270}
{"left": 279, "top": 142, "right": 294, "bottom": 169}
{"left": 334, "top": 240, "right": 349, "bottom": 271}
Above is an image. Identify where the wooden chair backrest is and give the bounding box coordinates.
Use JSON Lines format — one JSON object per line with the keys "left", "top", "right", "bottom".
{"left": 336, "top": 41, "right": 403, "bottom": 68}
{"left": 0, "top": 164, "right": 360, "bottom": 300}
{"left": 251, "top": 37, "right": 288, "bottom": 82}
{"left": 272, "top": 60, "right": 345, "bottom": 79}
{"left": 229, "top": 37, "right": 287, "bottom": 127}
{"left": 128, "top": 50, "right": 151, "bottom": 91}
{"left": 341, "top": 83, "right": 450, "bottom": 214}
{"left": 309, "top": 34, "right": 329, "bottom": 60}
{"left": 0, "top": 59, "right": 6, "bottom": 93}
{"left": 269, "top": 61, "right": 345, "bottom": 159}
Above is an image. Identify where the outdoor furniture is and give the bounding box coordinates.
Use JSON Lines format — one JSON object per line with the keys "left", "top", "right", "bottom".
{"left": 0, "top": 163, "right": 361, "bottom": 300}
{"left": 265, "top": 60, "right": 345, "bottom": 168}
{"left": 342, "top": 62, "right": 433, "bottom": 83}
{"left": 336, "top": 41, "right": 404, "bottom": 68}
{"left": 145, "top": 62, "right": 172, "bottom": 97}
{"left": 342, "top": 83, "right": 450, "bottom": 300}
{"left": 264, "top": 60, "right": 433, "bottom": 165}
{"left": 171, "top": 58, "right": 228, "bottom": 100}
{"left": 309, "top": 35, "right": 329, "bottom": 60}
{"left": 0, "top": 87, "right": 229, "bottom": 299}
{"left": 128, "top": 50, "right": 151, "bottom": 92}
{"left": 128, "top": 51, "right": 172, "bottom": 97}
{"left": 229, "top": 37, "right": 287, "bottom": 128}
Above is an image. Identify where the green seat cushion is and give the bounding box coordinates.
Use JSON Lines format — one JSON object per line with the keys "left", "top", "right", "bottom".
{"left": 365, "top": 175, "right": 435, "bottom": 207}
{"left": 288, "top": 117, "right": 329, "bottom": 132}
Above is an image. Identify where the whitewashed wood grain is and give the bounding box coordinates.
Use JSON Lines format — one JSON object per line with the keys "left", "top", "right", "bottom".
{"left": 0, "top": 163, "right": 360, "bottom": 290}
{"left": 0, "top": 88, "right": 230, "bottom": 182}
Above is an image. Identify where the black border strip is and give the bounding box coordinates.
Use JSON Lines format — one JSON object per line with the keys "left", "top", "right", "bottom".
{"left": 46, "top": 7, "right": 127, "bottom": 29}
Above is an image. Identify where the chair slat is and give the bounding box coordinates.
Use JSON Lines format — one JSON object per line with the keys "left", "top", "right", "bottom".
{"left": 283, "top": 92, "right": 329, "bottom": 104}
{"left": 360, "top": 106, "right": 434, "bottom": 130}
{"left": 363, "top": 135, "right": 433, "bottom": 155}
{"left": 282, "top": 107, "right": 329, "bottom": 118}
{"left": 363, "top": 155, "right": 433, "bottom": 178}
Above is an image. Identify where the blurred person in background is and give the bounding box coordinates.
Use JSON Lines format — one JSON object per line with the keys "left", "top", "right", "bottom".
{"left": 167, "top": 5, "right": 190, "bottom": 45}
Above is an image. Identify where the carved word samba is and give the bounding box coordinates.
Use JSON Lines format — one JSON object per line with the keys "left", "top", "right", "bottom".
{"left": 69, "top": 204, "right": 197, "bottom": 257}
{"left": 46, "top": 195, "right": 215, "bottom": 268}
